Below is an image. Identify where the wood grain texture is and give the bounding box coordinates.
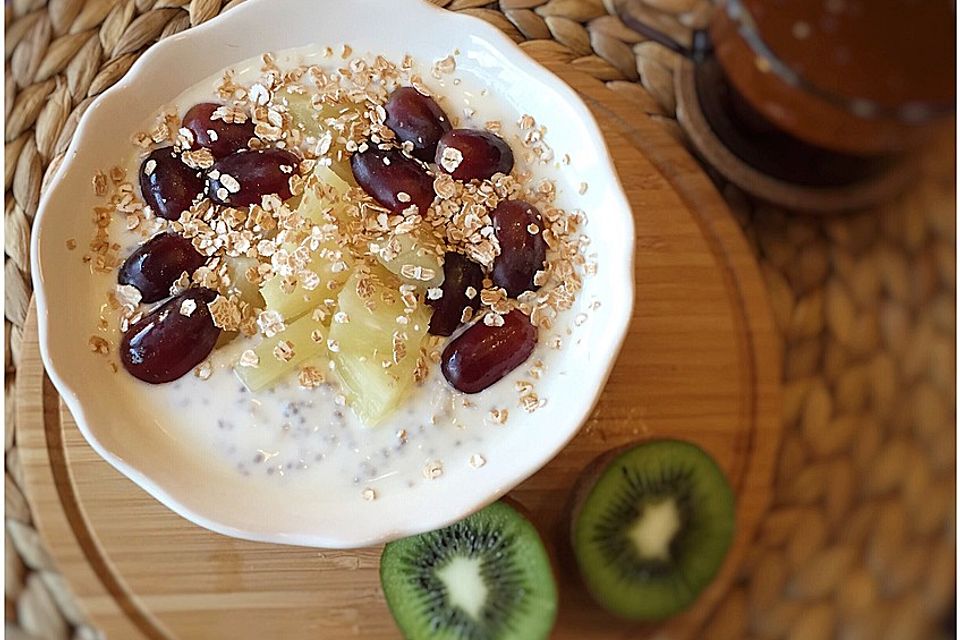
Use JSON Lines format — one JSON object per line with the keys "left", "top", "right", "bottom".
{"left": 17, "top": 69, "right": 781, "bottom": 640}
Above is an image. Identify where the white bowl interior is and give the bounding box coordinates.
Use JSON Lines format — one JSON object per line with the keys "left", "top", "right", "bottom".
{"left": 33, "top": 0, "right": 635, "bottom": 547}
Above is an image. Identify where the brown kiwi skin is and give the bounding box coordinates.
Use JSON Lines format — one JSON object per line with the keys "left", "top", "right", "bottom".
{"left": 500, "top": 494, "right": 562, "bottom": 581}
{"left": 551, "top": 446, "right": 630, "bottom": 587}
{"left": 498, "top": 494, "right": 530, "bottom": 517}
{"left": 565, "top": 445, "right": 637, "bottom": 543}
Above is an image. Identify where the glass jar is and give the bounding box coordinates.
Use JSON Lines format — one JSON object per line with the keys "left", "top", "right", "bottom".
{"left": 710, "top": 0, "right": 954, "bottom": 156}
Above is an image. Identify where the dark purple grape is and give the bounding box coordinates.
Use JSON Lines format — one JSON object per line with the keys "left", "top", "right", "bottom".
{"left": 441, "top": 310, "right": 537, "bottom": 393}
{"left": 435, "top": 129, "right": 514, "bottom": 182}
{"left": 350, "top": 147, "right": 435, "bottom": 214}
{"left": 118, "top": 233, "right": 207, "bottom": 303}
{"left": 384, "top": 87, "right": 451, "bottom": 162}
{"left": 491, "top": 200, "right": 548, "bottom": 297}
{"left": 207, "top": 148, "right": 300, "bottom": 207}
{"left": 182, "top": 102, "right": 255, "bottom": 159}
{"left": 427, "top": 253, "right": 484, "bottom": 337}
{"left": 139, "top": 147, "right": 205, "bottom": 220}
{"left": 120, "top": 288, "right": 221, "bottom": 384}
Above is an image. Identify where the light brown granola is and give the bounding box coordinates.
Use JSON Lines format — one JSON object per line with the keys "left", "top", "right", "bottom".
{"left": 273, "top": 340, "right": 295, "bottom": 362}
{"left": 88, "top": 335, "right": 110, "bottom": 355}
{"left": 298, "top": 366, "right": 325, "bottom": 388}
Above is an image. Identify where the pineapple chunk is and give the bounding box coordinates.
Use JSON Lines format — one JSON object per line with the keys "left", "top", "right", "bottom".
{"left": 259, "top": 167, "right": 354, "bottom": 322}
{"left": 259, "top": 245, "right": 350, "bottom": 323}
{"left": 281, "top": 89, "right": 357, "bottom": 183}
{"left": 235, "top": 312, "right": 329, "bottom": 392}
{"left": 309, "top": 164, "right": 352, "bottom": 199}
{"left": 329, "top": 268, "right": 431, "bottom": 425}
{"left": 376, "top": 232, "right": 444, "bottom": 290}
{"left": 214, "top": 257, "right": 265, "bottom": 348}
{"left": 327, "top": 157, "right": 355, "bottom": 185}
{"left": 334, "top": 355, "right": 407, "bottom": 425}
{"left": 298, "top": 167, "right": 353, "bottom": 226}
{"left": 280, "top": 88, "right": 349, "bottom": 138}
{"left": 281, "top": 88, "right": 320, "bottom": 137}
{"left": 224, "top": 256, "right": 264, "bottom": 309}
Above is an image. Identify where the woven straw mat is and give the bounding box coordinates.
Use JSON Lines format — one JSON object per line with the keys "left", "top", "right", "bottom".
{"left": 3, "top": 0, "right": 956, "bottom": 639}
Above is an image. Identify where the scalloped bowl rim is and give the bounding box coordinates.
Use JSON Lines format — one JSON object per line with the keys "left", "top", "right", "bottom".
{"left": 31, "top": 0, "right": 636, "bottom": 548}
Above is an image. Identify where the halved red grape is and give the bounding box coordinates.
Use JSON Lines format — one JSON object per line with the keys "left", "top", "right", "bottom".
{"left": 441, "top": 310, "right": 537, "bottom": 393}
{"left": 435, "top": 129, "right": 514, "bottom": 182}
{"left": 182, "top": 102, "right": 255, "bottom": 158}
{"left": 491, "top": 200, "right": 547, "bottom": 296}
{"left": 427, "top": 253, "right": 484, "bottom": 337}
{"left": 139, "top": 147, "right": 205, "bottom": 220}
{"left": 207, "top": 148, "right": 300, "bottom": 207}
{"left": 120, "top": 288, "right": 221, "bottom": 384}
{"left": 384, "top": 87, "right": 451, "bottom": 162}
{"left": 350, "top": 147, "right": 435, "bottom": 214}
{"left": 118, "top": 232, "right": 206, "bottom": 303}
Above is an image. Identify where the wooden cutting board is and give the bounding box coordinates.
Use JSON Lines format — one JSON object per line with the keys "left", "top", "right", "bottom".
{"left": 17, "top": 69, "right": 781, "bottom": 640}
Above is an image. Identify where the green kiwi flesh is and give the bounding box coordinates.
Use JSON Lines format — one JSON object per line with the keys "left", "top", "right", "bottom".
{"left": 572, "top": 439, "right": 735, "bottom": 620}
{"left": 380, "top": 501, "right": 557, "bottom": 640}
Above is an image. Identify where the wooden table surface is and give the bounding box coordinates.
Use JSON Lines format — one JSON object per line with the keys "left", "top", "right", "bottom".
{"left": 17, "top": 69, "right": 780, "bottom": 639}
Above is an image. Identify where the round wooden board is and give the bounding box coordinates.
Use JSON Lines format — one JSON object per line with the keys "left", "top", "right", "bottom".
{"left": 18, "top": 69, "right": 780, "bottom": 640}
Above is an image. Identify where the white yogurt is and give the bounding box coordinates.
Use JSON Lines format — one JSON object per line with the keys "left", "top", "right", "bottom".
{"left": 95, "top": 45, "right": 591, "bottom": 501}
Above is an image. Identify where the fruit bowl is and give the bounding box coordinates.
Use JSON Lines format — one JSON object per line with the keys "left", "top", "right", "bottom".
{"left": 31, "top": 0, "right": 635, "bottom": 548}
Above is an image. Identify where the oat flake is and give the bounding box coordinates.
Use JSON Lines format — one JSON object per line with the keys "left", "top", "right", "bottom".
{"left": 439, "top": 147, "right": 464, "bottom": 173}
{"left": 238, "top": 350, "right": 260, "bottom": 368}
{"left": 194, "top": 361, "right": 212, "bottom": 380}
{"left": 489, "top": 408, "right": 509, "bottom": 424}
{"left": 220, "top": 173, "right": 241, "bottom": 194}
{"left": 88, "top": 336, "right": 110, "bottom": 355}
{"left": 422, "top": 460, "right": 444, "bottom": 480}
{"left": 298, "top": 366, "right": 325, "bottom": 388}
{"left": 273, "top": 340, "right": 295, "bottom": 362}
{"left": 432, "top": 55, "right": 456, "bottom": 77}
{"left": 115, "top": 284, "right": 142, "bottom": 308}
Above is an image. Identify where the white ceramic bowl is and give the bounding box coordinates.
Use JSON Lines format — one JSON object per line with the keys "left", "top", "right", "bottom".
{"left": 32, "top": 0, "right": 635, "bottom": 548}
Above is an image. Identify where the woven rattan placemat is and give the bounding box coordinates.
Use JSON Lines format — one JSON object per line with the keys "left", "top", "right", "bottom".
{"left": 4, "top": 1, "right": 955, "bottom": 638}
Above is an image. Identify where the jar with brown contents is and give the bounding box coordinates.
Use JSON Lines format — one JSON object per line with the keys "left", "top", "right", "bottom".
{"left": 710, "top": 0, "right": 955, "bottom": 155}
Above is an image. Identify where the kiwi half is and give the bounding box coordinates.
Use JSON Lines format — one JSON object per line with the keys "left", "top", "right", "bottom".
{"left": 380, "top": 501, "right": 558, "bottom": 640}
{"left": 572, "top": 439, "right": 735, "bottom": 621}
